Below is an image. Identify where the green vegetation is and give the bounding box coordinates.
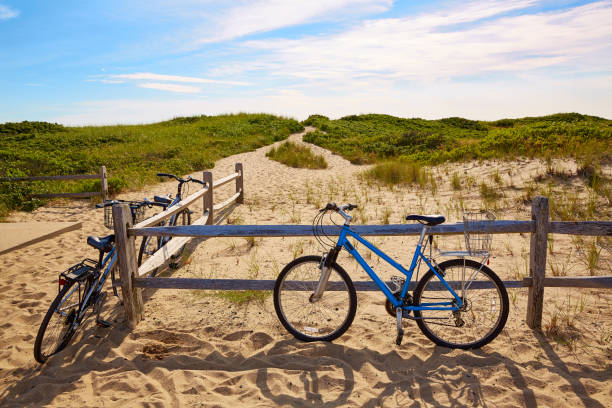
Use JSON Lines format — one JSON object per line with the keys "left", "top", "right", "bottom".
{"left": 0, "top": 114, "right": 303, "bottom": 216}
{"left": 364, "top": 160, "right": 428, "bottom": 187}
{"left": 266, "top": 141, "right": 327, "bottom": 169}
{"left": 210, "top": 290, "right": 271, "bottom": 304}
{"left": 303, "top": 113, "right": 612, "bottom": 165}
{"left": 451, "top": 172, "right": 462, "bottom": 190}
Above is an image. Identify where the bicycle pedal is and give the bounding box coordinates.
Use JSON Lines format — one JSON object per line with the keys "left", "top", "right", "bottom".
{"left": 96, "top": 318, "right": 112, "bottom": 328}
{"left": 395, "top": 331, "right": 404, "bottom": 346}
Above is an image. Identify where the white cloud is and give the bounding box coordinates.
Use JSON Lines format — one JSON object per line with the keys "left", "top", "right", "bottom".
{"left": 51, "top": 72, "right": 612, "bottom": 126}
{"left": 236, "top": 0, "right": 612, "bottom": 84}
{"left": 138, "top": 82, "right": 202, "bottom": 93}
{"left": 111, "top": 72, "right": 251, "bottom": 86}
{"left": 0, "top": 4, "right": 18, "bottom": 20}
{"left": 198, "top": 0, "right": 393, "bottom": 43}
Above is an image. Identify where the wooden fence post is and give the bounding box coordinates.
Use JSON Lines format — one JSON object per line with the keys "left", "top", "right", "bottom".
{"left": 203, "top": 171, "right": 213, "bottom": 225}
{"left": 526, "top": 195, "right": 549, "bottom": 330}
{"left": 235, "top": 163, "right": 244, "bottom": 204}
{"left": 112, "top": 203, "right": 143, "bottom": 328}
{"left": 100, "top": 166, "right": 108, "bottom": 202}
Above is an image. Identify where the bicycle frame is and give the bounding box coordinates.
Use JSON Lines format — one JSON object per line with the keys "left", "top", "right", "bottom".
{"left": 59, "top": 249, "right": 117, "bottom": 328}
{"left": 333, "top": 224, "right": 463, "bottom": 312}
{"left": 160, "top": 195, "right": 183, "bottom": 245}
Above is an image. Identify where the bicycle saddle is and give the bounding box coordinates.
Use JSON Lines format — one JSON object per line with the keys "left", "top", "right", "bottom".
{"left": 87, "top": 235, "right": 115, "bottom": 252}
{"left": 405, "top": 214, "right": 446, "bottom": 226}
{"left": 154, "top": 195, "right": 172, "bottom": 205}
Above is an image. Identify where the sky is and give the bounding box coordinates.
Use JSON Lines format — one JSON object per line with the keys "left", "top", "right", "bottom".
{"left": 0, "top": 0, "right": 611, "bottom": 125}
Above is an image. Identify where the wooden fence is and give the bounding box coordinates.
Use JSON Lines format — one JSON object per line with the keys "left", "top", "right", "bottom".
{"left": 0, "top": 166, "right": 108, "bottom": 201}
{"left": 112, "top": 193, "right": 612, "bottom": 331}
{"left": 112, "top": 163, "right": 244, "bottom": 325}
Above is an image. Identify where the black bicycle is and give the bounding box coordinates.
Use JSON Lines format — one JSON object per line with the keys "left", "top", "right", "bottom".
{"left": 34, "top": 200, "right": 149, "bottom": 363}
{"left": 137, "top": 173, "right": 205, "bottom": 268}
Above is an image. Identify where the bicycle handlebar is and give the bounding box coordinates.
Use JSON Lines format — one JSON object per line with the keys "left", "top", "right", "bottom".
{"left": 156, "top": 173, "right": 178, "bottom": 180}
{"left": 319, "top": 202, "right": 358, "bottom": 212}
{"left": 96, "top": 199, "right": 165, "bottom": 209}
{"left": 157, "top": 173, "right": 205, "bottom": 186}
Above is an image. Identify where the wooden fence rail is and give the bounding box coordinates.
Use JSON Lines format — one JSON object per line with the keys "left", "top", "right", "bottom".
{"left": 0, "top": 166, "right": 108, "bottom": 201}
{"left": 114, "top": 194, "right": 612, "bottom": 330}
{"left": 112, "top": 164, "right": 244, "bottom": 327}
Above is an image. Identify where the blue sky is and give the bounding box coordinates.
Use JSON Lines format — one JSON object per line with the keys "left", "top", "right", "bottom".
{"left": 1, "top": 0, "right": 611, "bottom": 125}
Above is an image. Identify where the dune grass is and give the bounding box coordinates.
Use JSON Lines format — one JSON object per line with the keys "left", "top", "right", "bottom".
{"left": 363, "top": 160, "right": 428, "bottom": 187}
{"left": 266, "top": 141, "right": 327, "bottom": 169}
{"left": 0, "top": 114, "right": 303, "bottom": 216}
{"left": 303, "top": 112, "right": 612, "bottom": 165}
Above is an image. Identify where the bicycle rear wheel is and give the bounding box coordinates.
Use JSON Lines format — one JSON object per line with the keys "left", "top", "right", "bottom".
{"left": 413, "top": 259, "right": 509, "bottom": 349}
{"left": 274, "top": 255, "right": 357, "bottom": 342}
{"left": 34, "top": 281, "right": 83, "bottom": 363}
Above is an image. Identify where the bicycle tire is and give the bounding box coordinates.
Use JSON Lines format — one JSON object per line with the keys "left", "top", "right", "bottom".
{"left": 169, "top": 209, "right": 191, "bottom": 260}
{"left": 274, "top": 255, "right": 357, "bottom": 342}
{"left": 138, "top": 235, "right": 161, "bottom": 267}
{"left": 413, "top": 258, "right": 509, "bottom": 349}
{"left": 34, "top": 280, "right": 83, "bottom": 363}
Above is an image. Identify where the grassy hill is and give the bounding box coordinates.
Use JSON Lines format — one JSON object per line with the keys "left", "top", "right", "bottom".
{"left": 0, "top": 114, "right": 303, "bottom": 216}
{"left": 303, "top": 113, "right": 612, "bottom": 165}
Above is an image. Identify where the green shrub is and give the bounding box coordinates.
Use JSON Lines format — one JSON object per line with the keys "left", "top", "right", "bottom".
{"left": 0, "top": 114, "right": 304, "bottom": 214}
{"left": 302, "top": 113, "right": 611, "bottom": 165}
{"left": 364, "top": 160, "right": 428, "bottom": 186}
{"left": 266, "top": 141, "right": 327, "bottom": 169}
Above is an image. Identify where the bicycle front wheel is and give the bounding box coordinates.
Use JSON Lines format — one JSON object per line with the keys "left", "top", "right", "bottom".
{"left": 170, "top": 209, "right": 191, "bottom": 260}
{"left": 274, "top": 256, "right": 357, "bottom": 342}
{"left": 413, "top": 259, "right": 509, "bottom": 349}
{"left": 138, "top": 235, "right": 161, "bottom": 266}
{"left": 34, "top": 281, "right": 83, "bottom": 363}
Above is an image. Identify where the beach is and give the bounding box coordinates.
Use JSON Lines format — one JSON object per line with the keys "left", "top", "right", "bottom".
{"left": 1, "top": 128, "right": 610, "bottom": 407}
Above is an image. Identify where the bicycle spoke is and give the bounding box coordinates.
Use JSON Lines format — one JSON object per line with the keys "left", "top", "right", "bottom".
{"left": 274, "top": 257, "right": 356, "bottom": 341}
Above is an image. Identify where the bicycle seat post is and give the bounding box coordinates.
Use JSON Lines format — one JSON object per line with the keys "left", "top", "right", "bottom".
{"left": 418, "top": 224, "right": 429, "bottom": 246}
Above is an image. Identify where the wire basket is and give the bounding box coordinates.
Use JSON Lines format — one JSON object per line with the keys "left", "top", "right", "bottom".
{"left": 463, "top": 210, "right": 495, "bottom": 256}
{"left": 104, "top": 204, "right": 146, "bottom": 230}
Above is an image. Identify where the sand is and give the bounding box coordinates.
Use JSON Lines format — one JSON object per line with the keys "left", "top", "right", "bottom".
{"left": 0, "top": 128, "right": 610, "bottom": 407}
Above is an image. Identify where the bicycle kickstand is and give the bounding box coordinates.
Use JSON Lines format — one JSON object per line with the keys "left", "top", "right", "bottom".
{"left": 395, "top": 307, "right": 404, "bottom": 346}
{"left": 94, "top": 292, "right": 112, "bottom": 328}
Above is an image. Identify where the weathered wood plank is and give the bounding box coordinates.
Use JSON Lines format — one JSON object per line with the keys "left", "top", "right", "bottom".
{"left": 527, "top": 196, "right": 549, "bottom": 330}
{"left": 132, "top": 278, "right": 529, "bottom": 291}
{"left": 549, "top": 221, "right": 612, "bottom": 236}
{"left": 0, "top": 222, "right": 82, "bottom": 256}
{"left": 137, "top": 213, "right": 209, "bottom": 277}
{"left": 213, "top": 191, "right": 241, "bottom": 211}
{"left": 129, "top": 220, "right": 534, "bottom": 238}
{"left": 112, "top": 203, "right": 143, "bottom": 329}
{"left": 100, "top": 166, "right": 108, "bottom": 202}
{"left": 34, "top": 192, "right": 101, "bottom": 198}
{"left": 203, "top": 171, "right": 213, "bottom": 226}
{"left": 235, "top": 163, "right": 244, "bottom": 204}
{"left": 213, "top": 172, "right": 239, "bottom": 189}
{"left": 0, "top": 174, "right": 100, "bottom": 182}
{"left": 132, "top": 185, "right": 207, "bottom": 229}
{"left": 523, "top": 276, "right": 612, "bottom": 288}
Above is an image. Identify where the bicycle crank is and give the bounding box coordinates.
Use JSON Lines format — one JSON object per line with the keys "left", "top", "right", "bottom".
{"left": 385, "top": 277, "right": 413, "bottom": 318}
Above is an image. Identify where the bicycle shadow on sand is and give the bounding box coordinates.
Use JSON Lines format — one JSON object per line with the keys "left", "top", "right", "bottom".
{"left": 2, "top": 324, "right": 607, "bottom": 407}
{"left": 0, "top": 205, "right": 241, "bottom": 407}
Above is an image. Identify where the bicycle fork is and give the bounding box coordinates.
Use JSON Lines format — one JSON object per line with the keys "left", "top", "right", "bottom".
{"left": 310, "top": 247, "right": 341, "bottom": 302}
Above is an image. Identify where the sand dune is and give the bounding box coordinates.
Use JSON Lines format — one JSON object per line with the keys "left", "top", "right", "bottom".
{"left": 0, "top": 128, "right": 610, "bottom": 407}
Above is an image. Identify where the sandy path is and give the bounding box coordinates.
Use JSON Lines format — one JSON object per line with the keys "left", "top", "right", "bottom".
{"left": 0, "top": 128, "right": 610, "bottom": 407}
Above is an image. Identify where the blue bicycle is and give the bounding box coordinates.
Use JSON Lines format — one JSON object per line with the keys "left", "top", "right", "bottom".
{"left": 273, "top": 203, "right": 509, "bottom": 349}
{"left": 137, "top": 173, "right": 205, "bottom": 269}
{"left": 34, "top": 200, "right": 148, "bottom": 363}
